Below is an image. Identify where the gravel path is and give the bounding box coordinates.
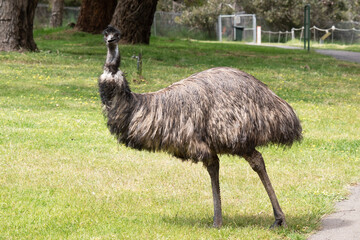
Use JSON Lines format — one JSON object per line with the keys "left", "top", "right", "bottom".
{"left": 314, "top": 49, "right": 360, "bottom": 64}
{"left": 248, "top": 43, "right": 360, "bottom": 64}
{"left": 308, "top": 185, "right": 360, "bottom": 240}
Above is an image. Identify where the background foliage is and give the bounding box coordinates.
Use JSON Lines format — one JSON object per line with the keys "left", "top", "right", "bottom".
{"left": 37, "top": 0, "right": 360, "bottom": 36}
{"left": 177, "top": 0, "right": 234, "bottom": 38}
{"left": 241, "top": 0, "right": 353, "bottom": 30}
{"left": 159, "top": 0, "right": 360, "bottom": 31}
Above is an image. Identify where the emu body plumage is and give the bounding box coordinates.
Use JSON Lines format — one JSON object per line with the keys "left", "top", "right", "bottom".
{"left": 99, "top": 26, "right": 302, "bottom": 228}
{"left": 100, "top": 67, "right": 301, "bottom": 161}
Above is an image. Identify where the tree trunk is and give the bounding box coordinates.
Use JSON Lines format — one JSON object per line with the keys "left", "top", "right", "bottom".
{"left": 110, "top": 0, "right": 158, "bottom": 44}
{"left": 0, "top": 0, "right": 39, "bottom": 52}
{"left": 76, "top": 0, "right": 117, "bottom": 34}
{"left": 50, "top": 0, "right": 64, "bottom": 28}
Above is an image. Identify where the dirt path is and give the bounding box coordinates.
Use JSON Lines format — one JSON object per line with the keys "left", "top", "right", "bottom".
{"left": 314, "top": 49, "right": 360, "bottom": 64}
{"left": 248, "top": 43, "right": 360, "bottom": 64}
{"left": 307, "top": 184, "right": 360, "bottom": 240}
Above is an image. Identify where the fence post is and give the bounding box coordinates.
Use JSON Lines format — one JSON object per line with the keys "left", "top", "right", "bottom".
{"left": 218, "top": 15, "right": 222, "bottom": 41}
{"left": 278, "top": 31, "right": 281, "bottom": 43}
{"left": 252, "top": 14, "right": 256, "bottom": 43}
{"left": 291, "top": 28, "right": 295, "bottom": 40}
{"left": 256, "top": 26, "right": 261, "bottom": 44}
{"left": 304, "top": 4, "right": 310, "bottom": 51}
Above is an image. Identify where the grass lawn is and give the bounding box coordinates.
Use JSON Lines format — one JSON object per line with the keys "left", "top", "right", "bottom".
{"left": 1, "top": 27, "right": 359, "bottom": 239}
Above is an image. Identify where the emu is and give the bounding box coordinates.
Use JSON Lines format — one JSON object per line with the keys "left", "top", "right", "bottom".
{"left": 98, "top": 26, "right": 302, "bottom": 228}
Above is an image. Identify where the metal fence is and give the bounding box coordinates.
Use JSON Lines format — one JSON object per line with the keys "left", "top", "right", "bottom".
{"left": 151, "top": 12, "right": 257, "bottom": 42}
{"left": 34, "top": 4, "right": 80, "bottom": 28}
{"left": 151, "top": 11, "right": 217, "bottom": 40}
{"left": 151, "top": 11, "right": 193, "bottom": 38}
{"left": 217, "top": 14, "right": 256, "bottom": 42}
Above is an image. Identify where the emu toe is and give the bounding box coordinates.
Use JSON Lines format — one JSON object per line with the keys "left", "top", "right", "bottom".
{"left": 212, "top": 218, "right": 222, "bottom": 228}
{"left": 270, "top": 218, "right": 287, "bottom": 229}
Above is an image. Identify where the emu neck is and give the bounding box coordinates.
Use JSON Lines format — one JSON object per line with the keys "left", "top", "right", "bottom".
{"left": 100, "top": 42, "right": 132, "bottom": 110}
{"left": 105, "top": 44, "right": 120, "bottom": 74}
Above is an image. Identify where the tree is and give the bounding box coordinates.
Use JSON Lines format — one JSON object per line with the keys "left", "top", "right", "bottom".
{"left": 76, "top": 0, "right": 117, "bottom": 34}
{"left": 50, "top": 0, "right": 64, "bottom": 28}
{"left": 177, "top": 0, "right": 234, "bottom": 38}
{"left": 0, "top": 0, "right": 39, "bottom": 52}
{"left": 239, "top": 0, "right": 350, "bottom": 30}
{"left": 157, "top": 0, "right": 206, "bottom": 12}
{"left": 110, "top": 0, "right": 158, "bottom": 44}
{"left": 344, "top": 0, "right": 360, "bottom": 22}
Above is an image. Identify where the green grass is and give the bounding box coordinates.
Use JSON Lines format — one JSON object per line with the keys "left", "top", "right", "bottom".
{"left": 1, "top": 27, "right": 360, "bottom": 239}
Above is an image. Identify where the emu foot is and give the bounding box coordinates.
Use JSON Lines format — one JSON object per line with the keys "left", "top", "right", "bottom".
{"left": 270, "top": 218, "right": 287, "bottom": 229}
{"left": 212, "top": 217, "right": 223, "bottom": 228}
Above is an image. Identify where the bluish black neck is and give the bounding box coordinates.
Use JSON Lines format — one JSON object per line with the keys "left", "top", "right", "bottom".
{"left": 105, "top": 44, "right": 120, "bottom": 74}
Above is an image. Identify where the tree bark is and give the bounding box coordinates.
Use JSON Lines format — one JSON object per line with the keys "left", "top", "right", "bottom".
{"left": 110, "top": 0, "right": 158, "bottom": 44}
{"left": 50, "top": 0, "right": 64, "bottom": 28}
{"left": 75, "top": 0, "right": 117, "bottom": 34}
{"left": 0, "top": 0, "right": 39, "bottom": 52}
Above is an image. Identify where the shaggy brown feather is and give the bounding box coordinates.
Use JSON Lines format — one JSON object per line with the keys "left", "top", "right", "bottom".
{"left": 99, "top": 67, "right": 302, "bottom": 163}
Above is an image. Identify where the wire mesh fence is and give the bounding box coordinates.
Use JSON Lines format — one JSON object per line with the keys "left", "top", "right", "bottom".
{"left": 261, "top": 30, "right": 292, "bottom": 43}
{"left": 217, "top": 14, "right": 256, "bottom": 42}
{"left": 152, "top": 11, "right": 183, "bottom": 38}
{"left": 151, "top": 11, "right": 218, "bottom": 40}
{"left": 151, "top": 11, "right": 214, "bottom": 40}
{"left": 34, "top": 4, "right": 79, "bottom": 29}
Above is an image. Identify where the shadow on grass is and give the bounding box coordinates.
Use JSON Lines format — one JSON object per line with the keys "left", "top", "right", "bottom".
{"left": 161, "top": 212, "right": 318, "bottom": 231}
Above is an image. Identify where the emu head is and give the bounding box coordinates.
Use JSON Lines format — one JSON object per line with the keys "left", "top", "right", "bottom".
{"left": 103, "top": 26, "right": 121, "bottom": 46}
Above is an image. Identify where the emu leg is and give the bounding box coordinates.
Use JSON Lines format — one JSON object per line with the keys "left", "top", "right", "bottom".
{"left": 205, "top": 156, "right": 222, "bottom": 228}
{"left": 244, "top": 150, "right": 287, "bottom": 228}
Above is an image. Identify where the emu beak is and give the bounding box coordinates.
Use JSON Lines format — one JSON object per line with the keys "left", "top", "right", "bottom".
{"left": 107, "top": 38, "right": 117, "bottom": 43}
